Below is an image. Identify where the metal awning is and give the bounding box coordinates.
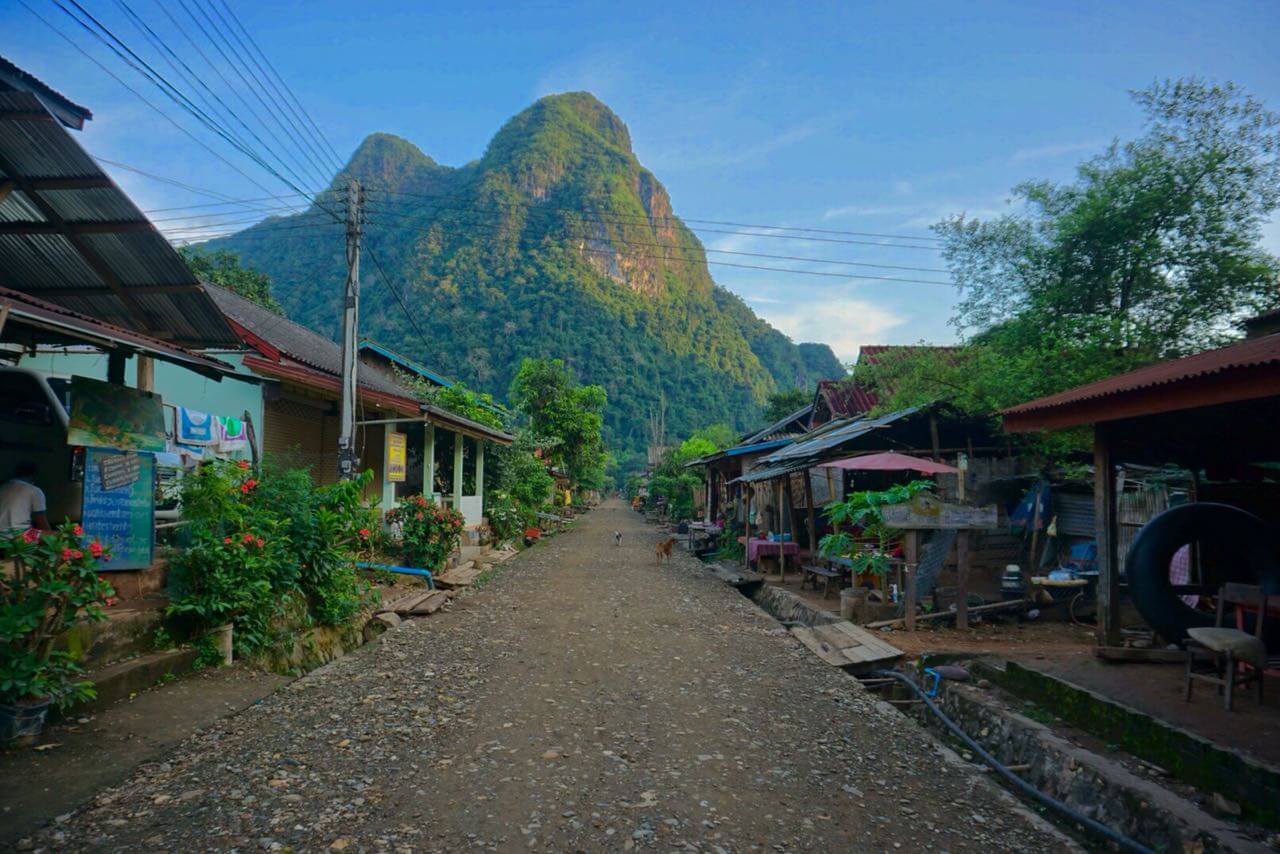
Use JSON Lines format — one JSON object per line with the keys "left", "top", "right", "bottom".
{"left": 0, "top": 285, "right": 235, "bottom": 379}
{"left": 0, "top": 91, "right": 238, "bottom": 347}
{"left": 732, "top": 458, "right": 819, "bottom": 484}
{"left": 762, "top": 406, "right": 923, "bottom": 463}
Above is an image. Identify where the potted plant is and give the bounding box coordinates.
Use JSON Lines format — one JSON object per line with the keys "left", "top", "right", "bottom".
{"left": 818, "top": 480, "right": 935, "bottom": 581}
{"left": 0, "top": 523, "right": 114, "bottom": 741}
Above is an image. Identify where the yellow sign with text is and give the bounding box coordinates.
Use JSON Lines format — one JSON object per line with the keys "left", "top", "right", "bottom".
{"left": 386, "top": 432, "right": 407, "bottom": 482}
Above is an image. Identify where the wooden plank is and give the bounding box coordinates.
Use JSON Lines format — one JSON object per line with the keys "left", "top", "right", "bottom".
{"left": 1095, "top": 424, "right": 1122, "bottom": 648}
{"left": 955, "top": 530, "right": 971, "bottom": 630}
{"left": 882, "top": 496, "right": 998, "bottom": 530}
{"left": 790, "top": 621, "right": 903, "bottom": 674}
{"left": 1093, "top": 646, "right": 1198, "bottom": 663}
{"left": 434, "top": 564, "right": 483, "bottom": 589}
{"left": 865, "top": 597, "right": 1031, "bottom": 630}
{"left": 904, "top": 531, "right": 918, "bottom": 632}
{"left": 404, "top": 590, "right": 451, "bottom": 615}
{"left": 804, "top": 467, "right": 817, "bottom": 561}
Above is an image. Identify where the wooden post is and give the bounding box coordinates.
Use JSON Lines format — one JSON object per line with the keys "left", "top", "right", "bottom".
{"left": 956, "top": 530, "right": 971, "bottom": 630}
{"left": 136, "top": 355, "right": 155, "bottom": 392}
{"left": 743, "top": 485, "right": 752, "bottom": 568}
{"left": 781, "top": 474, "right": 794, "bottom": 582}
{"left": 423, "top": 424, "right": 436, "bottom": 499}
{"left": 1095, "top": 423, "right": 1121, "bottom": 647}
{"left": 452, "top": 431, "right": 464, "bottom": 509}
{"left": 929, "top": 412, "right": 941, "bottom": 460}
{"left": 904, "top": 531, "right": 919, "bottom": 631}
{"left": 804, "top": 467, "right": 818, "bottom": 560}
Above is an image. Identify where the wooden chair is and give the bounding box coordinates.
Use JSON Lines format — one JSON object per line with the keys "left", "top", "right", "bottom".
{"left": 1184, "top": 583, "right": 1273, "bottom": 711}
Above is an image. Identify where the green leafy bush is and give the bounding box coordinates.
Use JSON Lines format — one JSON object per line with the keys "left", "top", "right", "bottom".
{"left": 385, "top": 495, "right": 465, "bottom": 571}
{"left": 0, "top": 523, "right": 114, "bottom": 708}
{"left": 818, "top": 481, "right": 935, "bottom": 577}
{"left": 167, "top": 461, "right": 376, "bottom": 658}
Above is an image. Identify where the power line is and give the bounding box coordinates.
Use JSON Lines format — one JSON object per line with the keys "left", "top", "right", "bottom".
{"left": 167, "top": 0, "right": 331, "bottom": 189}
{"left": 112, "top": 0, "right": 326, "bottom": 196}
{"left": 147, "top": 201, "right": 330, "bottom": 223}
{"left": 210, "top": 0, "right": 346, "bottom": 175}
{"left": 366, "top": 187, "right": 944, "bottom": 250}
{"left": 362, "top": 241, "right": 437, "bottom": 361}
{"left": 196, "top": 0, "right": 339, "bottom": 182}
{"left": 50, "top": 0, "right": 333, "bottom": 208}
{"left": 358, "top": 204, "right": 955, "bottom": 283}
{"left": 140, "top": 190, "right": 324, "bottom": 212}
{"left": 22, "top": 1, "right": 279, "bottom": 197}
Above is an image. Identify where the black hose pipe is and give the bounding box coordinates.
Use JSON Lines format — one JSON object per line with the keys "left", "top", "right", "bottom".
{"left": 870, "top": 668, "right": 1153, "bottom": 854}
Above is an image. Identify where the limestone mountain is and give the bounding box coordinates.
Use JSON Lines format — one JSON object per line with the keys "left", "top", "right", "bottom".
{"left": 211, "top": 92, "right": 843, "bottom": 467}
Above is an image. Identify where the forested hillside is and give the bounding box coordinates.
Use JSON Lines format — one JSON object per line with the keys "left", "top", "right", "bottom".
{"left": 212, "top": 93, "right": 843, "bottom": 469}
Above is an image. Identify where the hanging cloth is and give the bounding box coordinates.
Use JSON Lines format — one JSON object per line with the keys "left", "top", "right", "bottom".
{"left": 217, "top": 415, "right": 249, "bottom": 453}
{"left": 177, "top": 407, "right": 217, "bottom": 446}
{"left": 1009, "top": 479, "right": 1051, "bottom": 533}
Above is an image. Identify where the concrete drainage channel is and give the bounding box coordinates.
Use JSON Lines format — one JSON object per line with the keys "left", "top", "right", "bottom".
{"left": 709, "top": 563, "right": 1272, "bottom": 853}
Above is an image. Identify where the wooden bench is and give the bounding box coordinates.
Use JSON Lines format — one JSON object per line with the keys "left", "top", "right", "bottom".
{"left": 801, "top": 563, "right": 844, "bottom": 598}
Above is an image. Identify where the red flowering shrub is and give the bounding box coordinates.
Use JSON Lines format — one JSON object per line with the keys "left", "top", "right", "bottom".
{"left": 385, "top": 495, "right": 465, "bottom": 571}
{"left": 1, "top": 522, "right": 114, "bottom": 708}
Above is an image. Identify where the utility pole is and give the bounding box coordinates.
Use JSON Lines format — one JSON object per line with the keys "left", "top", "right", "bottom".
{"left": 337, "top": 178, "right": 363, "bottom": 479}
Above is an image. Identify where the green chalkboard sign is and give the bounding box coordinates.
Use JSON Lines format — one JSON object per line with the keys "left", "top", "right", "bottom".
{"left": 82, "top": 448, "right": 155, "bottom": 570}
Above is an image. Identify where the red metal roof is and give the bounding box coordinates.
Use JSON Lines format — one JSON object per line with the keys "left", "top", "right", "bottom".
{"left": 1003, "top": 332, "right": 1280, "bottom": 431}
{"left": 811, "top": 345, "right": 958, "bottom": 425}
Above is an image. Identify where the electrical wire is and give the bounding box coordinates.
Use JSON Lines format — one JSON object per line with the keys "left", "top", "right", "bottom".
{"left": 53, "top": 0, "right": 328, "bottom": 201}
{"left": 357, "top": 205, "right": 955, "bottom": 287}
{"left": 209, "top": 0, "right": 345, "bottom": 175}
{"left": 363, "top": 201, "right": 952, "bottom": 276}
{"left": 112, "top": 0, "right": 326, "bottom": 195}
{"left": 21, "top": 0, "right": 279, "bottom": 197}
{"left": 367, "top": 187, "right": 944, "bottom": 250}
{"left": 194, "top": 0, "right": 338, "bottom": 182}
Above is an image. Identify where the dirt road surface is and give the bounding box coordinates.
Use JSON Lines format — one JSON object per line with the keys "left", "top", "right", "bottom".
{"left": 24, "top": 500, "right": 1069, "bottom": 852}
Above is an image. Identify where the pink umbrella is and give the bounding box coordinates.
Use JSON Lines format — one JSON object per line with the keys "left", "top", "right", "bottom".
{"left": 817, "top": 451, "right": 959, "bottom": 475}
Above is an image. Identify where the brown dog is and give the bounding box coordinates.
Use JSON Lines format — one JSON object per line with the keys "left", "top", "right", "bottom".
{"left": 655, "top": 536, "right": 676, "bottom": 565}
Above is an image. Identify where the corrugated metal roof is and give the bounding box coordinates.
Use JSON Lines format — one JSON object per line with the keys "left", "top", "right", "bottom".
{"left": 205, "top": 283, "right": 408, "bottom": 398}
{"left": 738, "top": 403, "right": 813, "bottom": 446}
{"left": 764, "top": 406, "right": 923, "bottom": 463}
{"left": 0, "top": 284, "right": 234, "bottom": 378}
{"left": 733, "top": 458, "right": 818, "bottom": 484}
{"left": 0, "top": 91, "right": 237, "bottom": 347}
{"left": 206, "top": 283, "right": 513, "bottom": 444}
{"left": 1002, "top": 332, "right": 1280, "bottom": 428}
{"left": 724, "top": 437, "right": 793, "bottom": 457}
{"left": 0, "top": 55, "right": 93, "bottom": 128}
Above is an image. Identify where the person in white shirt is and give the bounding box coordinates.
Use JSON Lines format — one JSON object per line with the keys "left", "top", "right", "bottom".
{"left": 0, "top": 461, "right": 52, "bottom": 536}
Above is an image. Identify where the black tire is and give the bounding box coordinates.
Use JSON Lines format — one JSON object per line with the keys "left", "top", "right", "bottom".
{"left": 1125, "top": 502, "right": 1280, "bottom": 644}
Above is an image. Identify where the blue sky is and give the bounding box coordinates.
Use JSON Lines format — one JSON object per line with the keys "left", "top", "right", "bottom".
{"left": 5, "top": 0, "right": 1280, "bottom": 362}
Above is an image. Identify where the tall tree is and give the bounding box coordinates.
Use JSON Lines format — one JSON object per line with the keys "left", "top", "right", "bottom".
{"left": 944, "top": 79, "right": 1280, "bottom": 355}
{"left": 763, "top": 387, "right": 811, "bottom": 422}
{"left": 509, "top": 358, "right": 608, "bottom": 490}
{"left": 867, "top": 79, "right": 1280, "bottom": 429}
{"left": 180, "top": 247, "right": 282, "bottom": 314}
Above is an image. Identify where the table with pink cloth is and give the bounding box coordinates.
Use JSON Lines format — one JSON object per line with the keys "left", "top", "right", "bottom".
{"left": 747, "top": 538, "right": 800, "bottom": 565}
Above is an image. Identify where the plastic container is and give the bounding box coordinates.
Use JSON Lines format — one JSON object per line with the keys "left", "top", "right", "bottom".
{"left": 0, "top": 697, "right": 52, "bottom": 743}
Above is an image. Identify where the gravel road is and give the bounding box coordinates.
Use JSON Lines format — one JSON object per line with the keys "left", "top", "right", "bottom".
{"left": 26, "top": 500, "right": 1070, "bottom": 852}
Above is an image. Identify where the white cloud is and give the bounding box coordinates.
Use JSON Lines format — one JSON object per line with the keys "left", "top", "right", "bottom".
{"left": 761, "top": 297, "right": 906, "bottom": 362}
{"left": 1010, "top": 139, "right": 1105, "bottom": 163}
